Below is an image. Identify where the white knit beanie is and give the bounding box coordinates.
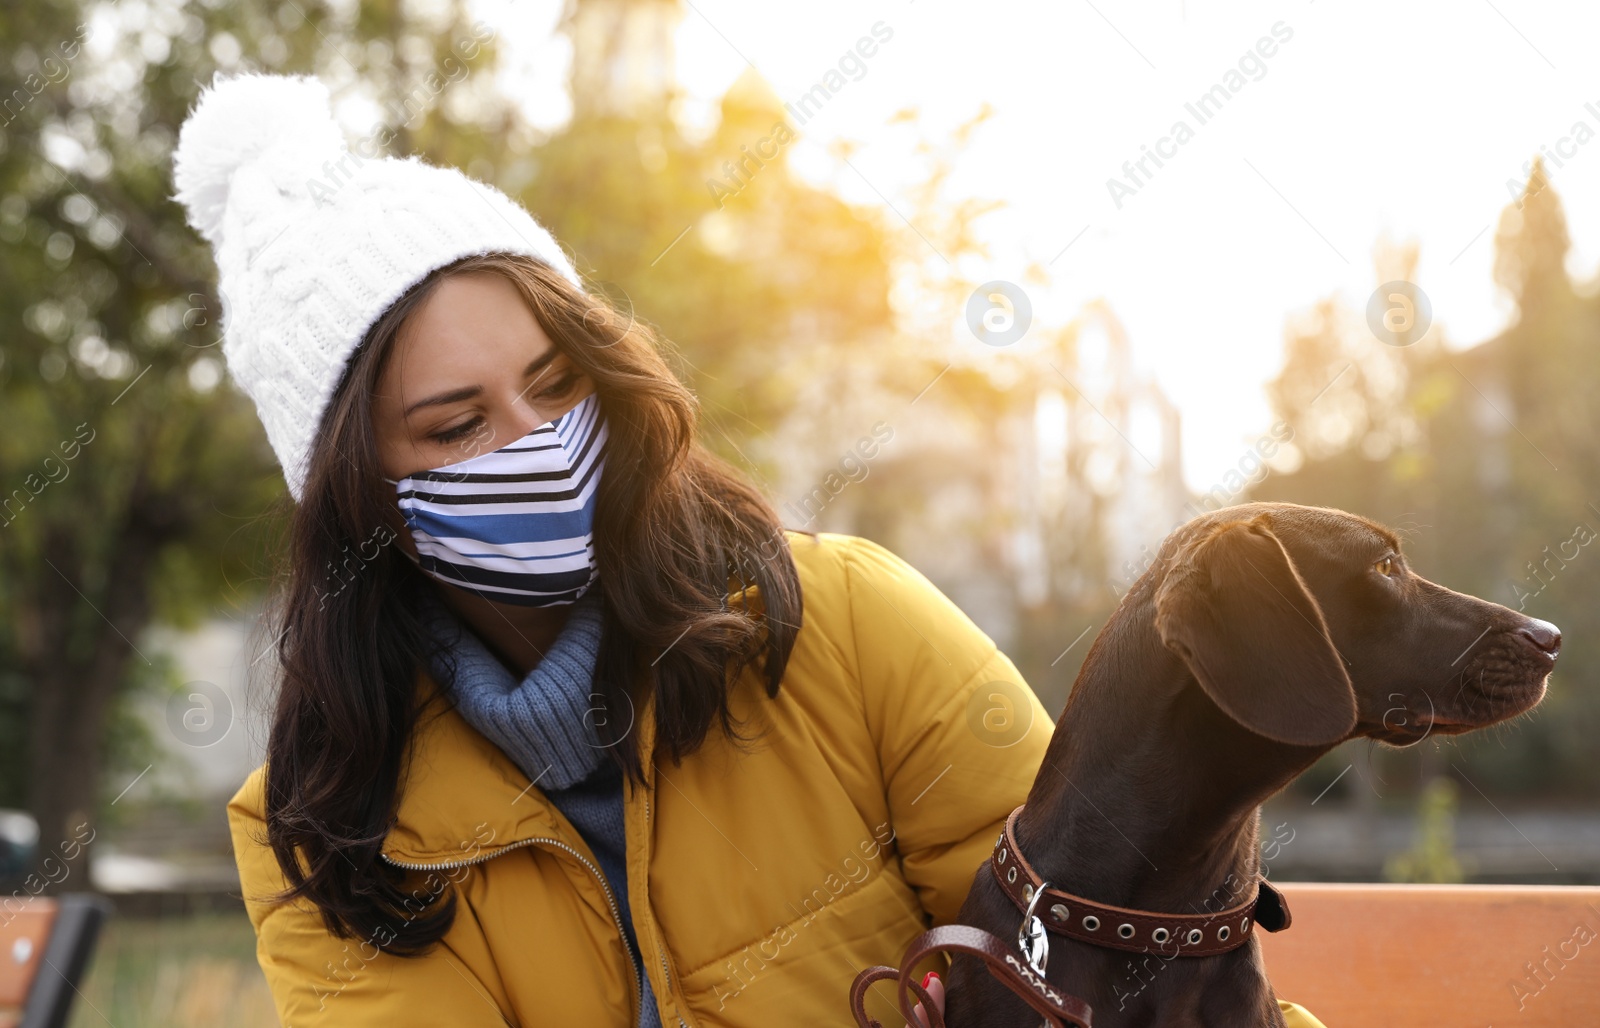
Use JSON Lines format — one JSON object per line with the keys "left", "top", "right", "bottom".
{"left": 169, "top": 70, "right": 584, "bottom": 503}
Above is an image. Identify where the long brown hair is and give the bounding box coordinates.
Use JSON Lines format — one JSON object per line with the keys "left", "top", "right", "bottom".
{"left": 256, "top": 252, "right": 805, "bottom": 954}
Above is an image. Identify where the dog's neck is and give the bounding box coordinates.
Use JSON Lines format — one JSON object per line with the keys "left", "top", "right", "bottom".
{"left": 1019, "top": 605, "right": 1331, "bottom": 918}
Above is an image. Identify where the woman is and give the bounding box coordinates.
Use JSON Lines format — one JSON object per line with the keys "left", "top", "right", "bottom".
{"left": 173, "top": 72, "right": 1325, "bottom": 1027}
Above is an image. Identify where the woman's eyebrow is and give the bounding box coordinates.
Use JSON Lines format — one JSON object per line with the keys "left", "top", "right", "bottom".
{"left": 402, "top": 350, "right": 559, "bottom": 418}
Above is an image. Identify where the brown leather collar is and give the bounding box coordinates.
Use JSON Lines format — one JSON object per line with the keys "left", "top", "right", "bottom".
{"left": 990, "top": 804, "right": 1292, "bottom": 957}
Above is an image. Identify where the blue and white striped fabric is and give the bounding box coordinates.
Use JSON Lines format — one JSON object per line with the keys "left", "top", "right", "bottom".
{"left": 390, "top": 391, "right": 608, "bottom": 606}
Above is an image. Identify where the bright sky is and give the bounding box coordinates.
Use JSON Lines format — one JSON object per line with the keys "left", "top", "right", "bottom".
{"left": 475, "top": 0, "right": 1600, "bottom": 492}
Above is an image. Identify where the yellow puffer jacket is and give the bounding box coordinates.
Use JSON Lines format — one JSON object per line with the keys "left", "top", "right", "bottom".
{"left": 228, "top": 531, "right": 1326, "bottom": 1027}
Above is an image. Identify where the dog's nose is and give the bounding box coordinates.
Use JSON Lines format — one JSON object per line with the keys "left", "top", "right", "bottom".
{"left": 1518, "top": 618, "right": 1562, "bottom": 657}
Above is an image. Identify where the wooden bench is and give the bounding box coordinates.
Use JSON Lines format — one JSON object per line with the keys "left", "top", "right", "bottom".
{"left": 0, "top": 895, "right": 111, "bottom": 1028}
{"left": 1260, "top": 882, "right": 1600, "bottom": 1026}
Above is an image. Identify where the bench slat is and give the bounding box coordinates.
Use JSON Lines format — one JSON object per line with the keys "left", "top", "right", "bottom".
{"left": 0, "top": 900, "right": 58, "bottom": 1019}
{"left": 1260, "top": 883, "right": 1600, "bottom": 1026}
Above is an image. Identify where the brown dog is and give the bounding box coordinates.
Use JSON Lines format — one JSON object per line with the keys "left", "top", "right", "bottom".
{"left": 943, "top": 502, "right": 1560, "bottom": 1027}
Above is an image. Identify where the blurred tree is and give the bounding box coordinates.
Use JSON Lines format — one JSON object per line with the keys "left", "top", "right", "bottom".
{"left": 1, "top": 0, "right": 278, "bottom": 876}
{"left": 1494, "top": 157, "right": 1574, "bottom": 324}
{"left": 0, "top": 0, "right": 507, "bottom": 882}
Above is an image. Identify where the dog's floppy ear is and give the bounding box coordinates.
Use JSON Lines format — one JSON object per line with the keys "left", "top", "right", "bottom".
{"left": 1153, "top": 515, "right": 1356, "bottom": 747}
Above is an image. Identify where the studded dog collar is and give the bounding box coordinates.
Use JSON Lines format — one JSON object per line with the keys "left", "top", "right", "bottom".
{"left": 990, "top": 804, "right": 1293, "bottom": 957}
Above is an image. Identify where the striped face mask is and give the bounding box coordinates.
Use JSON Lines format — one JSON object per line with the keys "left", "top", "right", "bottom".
{"left": 386, "top": 391, "right": 608, "bottom": 606}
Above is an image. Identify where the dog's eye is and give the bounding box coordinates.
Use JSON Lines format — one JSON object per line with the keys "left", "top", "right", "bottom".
{"left": 1374, "top": 556, "right": 1397, "bottom": 577}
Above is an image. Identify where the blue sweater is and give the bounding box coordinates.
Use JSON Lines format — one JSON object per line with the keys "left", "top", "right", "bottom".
{"left": 421, "top": 585, "right": 662, "bottom": 1028}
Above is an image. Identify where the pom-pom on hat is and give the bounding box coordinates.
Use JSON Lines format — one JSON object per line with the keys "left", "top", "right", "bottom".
{"left": 169, "top": 70, "right": 584, "bottom": 503}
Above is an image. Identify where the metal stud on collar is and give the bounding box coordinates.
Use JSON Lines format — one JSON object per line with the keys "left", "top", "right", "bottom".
{"left": 1152, "top": 927, "right": 1170, "bottom": 944}
{"left": 1082, "top": 915, "right": 1100, "bottom": 932}
{"left": 1117, "top": 923, "right": 1135, "bottom": 940}
{"left": 1185, "top": 928, "right": 1203, "bottom": 945}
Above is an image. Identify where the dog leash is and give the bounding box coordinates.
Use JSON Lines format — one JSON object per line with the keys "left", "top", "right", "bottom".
{"left": 847, "top": 923, "right": 1095, "bottom": 1028}
{"left": 847, "top": 804, "right": 1296, "bottom": 1026}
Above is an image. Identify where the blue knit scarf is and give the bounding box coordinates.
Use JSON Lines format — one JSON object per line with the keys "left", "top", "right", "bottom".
{"left": 418, "top": 583, "right": 607, "bottom": 790}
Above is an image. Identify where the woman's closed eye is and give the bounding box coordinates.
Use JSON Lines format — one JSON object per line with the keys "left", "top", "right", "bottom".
{"left": 432, "top": 418, "right": 484, "bottom": 445}
{"left": 429, "top": 372, "right": 582, "bottom": 445}
{"left": 526, "top": 370, "right": 581, "bottom": 405}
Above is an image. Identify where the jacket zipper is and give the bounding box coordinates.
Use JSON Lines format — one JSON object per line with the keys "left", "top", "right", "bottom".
{"left": 643, "top": 793, "right": 691, "bottom": 1028}
{"left": 381, "top": 838, "right": 645, "bottom": 1024}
